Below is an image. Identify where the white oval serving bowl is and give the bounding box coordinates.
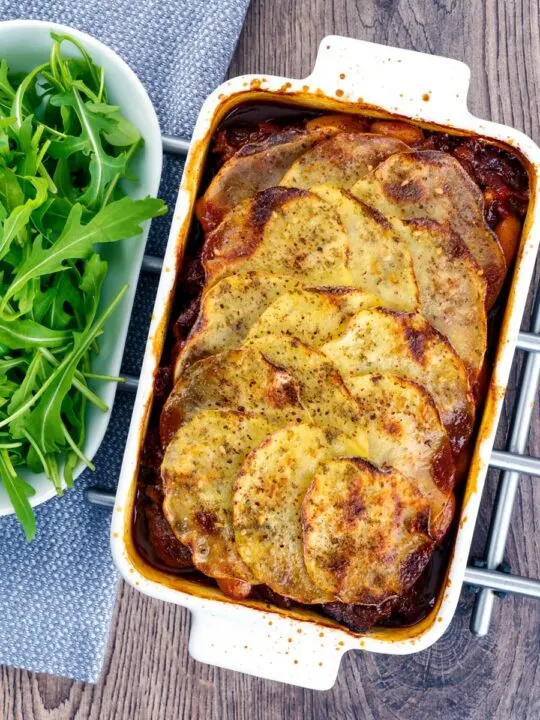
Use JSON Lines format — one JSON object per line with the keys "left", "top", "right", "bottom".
{"left": 112, "top": 35, "right": 540, "bottom": 689}
{"left": 0, "top": 20, "right": 162, "bottom": 515}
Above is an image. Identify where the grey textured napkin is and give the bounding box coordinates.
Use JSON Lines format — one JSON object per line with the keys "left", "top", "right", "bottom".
{"left": 0, "top": 0, "right": 250, "bottom": 682}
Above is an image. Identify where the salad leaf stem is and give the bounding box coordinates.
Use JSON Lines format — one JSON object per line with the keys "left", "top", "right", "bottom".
{"left": 0, "top": 449, "right": 36, "bottom": 540}
{"left": 61, "top": 422, "right": 95, "bottom": 471}
{"left": 83, "top": 371, "right": 125, "bottom": 382}
{"left": 38, "top": 346, "right": 108, "bottom": 412}
{"left": 22, "top": 428, "right": 51, "bottom": 478}
{"left": 12, "top": 63, "right": 48, "bottom": 128}
{"left": 100, "top": 139, "right": 140, "bottom": 209}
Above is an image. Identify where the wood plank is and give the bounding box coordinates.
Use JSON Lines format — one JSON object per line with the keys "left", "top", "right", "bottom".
{"left": 1, "top": 1, "right": 539, "bottom": 718}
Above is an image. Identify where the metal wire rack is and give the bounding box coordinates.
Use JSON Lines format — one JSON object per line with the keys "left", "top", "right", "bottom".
{"left": 86, "top": 135, "right": 540, "bottom": 637}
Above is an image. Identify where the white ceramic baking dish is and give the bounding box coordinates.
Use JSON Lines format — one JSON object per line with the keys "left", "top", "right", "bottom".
{"left": 111, "top": 35, "right": 540, "bottom": 690}
{"left": 0, "top": 20, "right": 162, "bottom": 515}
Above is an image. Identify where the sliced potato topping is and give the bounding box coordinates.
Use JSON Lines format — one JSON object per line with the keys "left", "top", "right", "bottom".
{"left": 174, "top": 272, "right": 303, "bottom": 379}
{"left": 246, "top": 333, "right": 367, "bottom": 447}
{"left": 302, "top": 457, "right": 433, "bottom": 604}
{"left": 246, "top": 287, "right": 380, "bottom": 347}
{"left": 161, "top": 347, "right": 307, "bottom": 445}
{"left": 202, "top": 188, "right": 352, "bottom": 288}
{"left": 351, "top": 150, "right": 506, "bottom": 308}
{"left": 280, "top": 133, "right": 409, "bottom": 190}
{"left": 233, "top": 424, "right": 364, "bottom": 603}
{"left": 163, "top": 127, "right": 501, "bottom": 609}
{"left": 162, "top": 409, "right": 279, "bottom": 583}
{"left": 390, "top": 217, "right": 487, "bottom": 378}
{"left": 322, "top": 308, "right": 475, "bottom": 455}
{"left": 195, "top": 126, "right": 338, "bottom": 232}
{"left": 311, "top": 185, "right": 419, "bottom": 311}
{"left": 347, "top": 373, "right": 455, "bottom": 541}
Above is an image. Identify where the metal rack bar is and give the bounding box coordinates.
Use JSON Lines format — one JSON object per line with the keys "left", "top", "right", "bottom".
{"left": 85, "top": 488, "right": 116, "bottom": 508}
{"left": 161, "top": 134, "right": 190, "bottom": 155}
{"left": 489, "top": 450, "right": 540, "bottom": 478}
{"left": 86, "top": 134, "right": 540, "bottom": 631}
{"left": 517, "top": 331, "right": 540, "bottom": 353}
{"left": 464, "top": 567, "right": 540, "bottom": 600}
{"left": 470, "top": 288, "right": 540, "bottom": 636}
{"left": 119, "top": 374, "right": 139, "bottom": 393}
{"left": 141, "top": 255, "right": 165, "bottom": 274}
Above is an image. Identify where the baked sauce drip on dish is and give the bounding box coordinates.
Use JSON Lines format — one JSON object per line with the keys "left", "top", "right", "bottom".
{"left": 134, "top": 106, "right": 529, "bottom": 633}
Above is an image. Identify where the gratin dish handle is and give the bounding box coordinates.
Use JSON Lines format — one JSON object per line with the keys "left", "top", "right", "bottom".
{"left": 307, "top": 35, "right": 472, "bottom": 127}
{"left": 188, "top": 608, "right": 345, "bottom": 690}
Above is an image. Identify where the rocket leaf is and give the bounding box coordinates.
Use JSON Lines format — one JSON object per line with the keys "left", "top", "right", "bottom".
{"left": 2, "top": 195, "right": 165, "bottom": 308}
{"left": 18, "top": 285, "right": 126, "bottom": 454}
{"left": 0, "top": 33, "right": 167, "bottom": 539}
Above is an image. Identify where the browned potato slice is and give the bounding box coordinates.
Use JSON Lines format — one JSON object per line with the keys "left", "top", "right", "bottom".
{"left": 162, "top": 409, "right": 278, "bottom": 583}
{"left": 174, "top": 272, "right": 303, "bottom": 379}
{"left": 195, "top": 126, "right": 337, "bottom": 232}
{"left": 160, "top": 347, "right": 307, "bottom": 446}
{"left": 302, "top": 457, "right": 433, "bottom": 604}
{"left": 245, "top": 287, "right": 380, "bottom": 347}
{"left": 246, "top": 333, "right": 367, "bottom": 445}
{"left": 351, "top": 150, "right": 506, "bottom": 308}
{"left": 311, "top": 185, "right": 419, "bottom": 311}
{"left": 280, "top": 133, "right": 409, "bottom": 189}
{"left": 391, "top": 218, "right": 487, "bottom": 379}
{"left": 233, "top": 424, "right": 364, "bottom": 603}
{"left": 202, "top": 188, "right": 352, "bottom": 288}
{"left": 322, "top": 309, "right": 475, "bottom": 455}
{"left": 348, "top": 373, "right": 455, "bottom": 541}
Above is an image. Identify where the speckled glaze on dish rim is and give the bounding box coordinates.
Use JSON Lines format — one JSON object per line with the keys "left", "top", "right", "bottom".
{"left": 111, "top": 36, "right": 540, "bottom": 690}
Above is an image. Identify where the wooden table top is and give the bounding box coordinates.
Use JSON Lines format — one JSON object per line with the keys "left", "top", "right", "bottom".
{"left": 1, "top": 1, "right": 539, "bottom": 718}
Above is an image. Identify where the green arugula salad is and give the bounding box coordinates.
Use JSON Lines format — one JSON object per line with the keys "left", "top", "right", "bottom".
{"left": 0, "top": 33, "right": 166, "bottom": 539}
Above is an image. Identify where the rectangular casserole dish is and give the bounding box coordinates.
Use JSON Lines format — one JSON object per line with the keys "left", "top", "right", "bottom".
{"left": 111, "top": 35, "right": 540, "bottom": 690}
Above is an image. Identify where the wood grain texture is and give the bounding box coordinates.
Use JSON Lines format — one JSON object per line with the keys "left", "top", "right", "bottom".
{"left": 1, "top": 1, "right": 539, "bottom": 718}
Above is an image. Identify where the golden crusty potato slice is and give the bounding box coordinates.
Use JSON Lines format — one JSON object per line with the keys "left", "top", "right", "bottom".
{"left": 233, "top": 424, "right": 365, "bottom": 603}
{"left": 311, "top": 185, "right": 419, "bottom": 311}
{"left": 174, "top": 272, "right": 303, "bottom": 379}
{"left": 202, "top": 187, "right": 352, "bottom": 288}
{"left": 351, "top": 150, "right": 506, "bottom": 308}
{"left": 302, "top": 457, "right": 433, "bottom": 604}
{"left": 246, "top": 333, "right": 365, "bottom": 444}
{"left": 280, "top": 133, "right": 409, "bottom": 189}
{"left": 160, "top": 347, "right": 307, "bottom": 446}
{"left": 162, "top": 409, "right": 279, "bottom": 583}
{"left": 322, "top": 309, "right": 475, "bottom": 455}
{"left": 391, "top": 217, "right": 487, "bottom": 379}
{"left": 347, "top": 373, "right": 455, "bottom": 541}
{"left": 195, "top": 126, "right": 338, "bottom": 232}
{"left": 245, "top": 287, "right": 381, "bottom": 347}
